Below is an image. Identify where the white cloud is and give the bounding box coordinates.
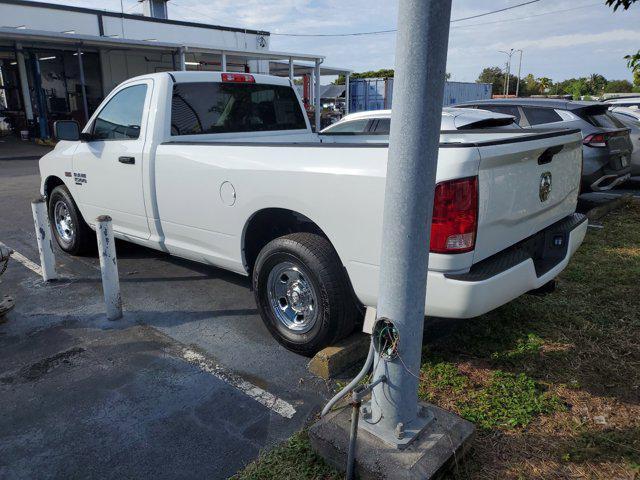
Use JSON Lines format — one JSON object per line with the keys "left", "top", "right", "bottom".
{"left": 494, "top": 29, "right": 640, "bottom": 51}
{"left": 32, "top": 0, "right": 640, "bottom": 82}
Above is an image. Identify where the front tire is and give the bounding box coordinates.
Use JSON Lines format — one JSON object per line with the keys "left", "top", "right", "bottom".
{"left": 253, "top": 233, "right": 358, "bottom": 356}
{"left": 48, "top": 185, "right": 93, "bottom": 255}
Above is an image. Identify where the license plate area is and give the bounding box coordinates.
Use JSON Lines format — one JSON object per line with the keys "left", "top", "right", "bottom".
{"left": 620, "top": 155, "right": 630, "bottom": 168}
{"left": 531, "top": 228, "right": 569, "bottom": 277}
{"left": 445, "top": 214, "right": 587, "bottom": 282}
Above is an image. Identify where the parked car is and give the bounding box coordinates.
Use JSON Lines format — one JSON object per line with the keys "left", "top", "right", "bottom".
{"left": 454, "top": 98, "right": 633, "bottom": 191}
{"left": 321, "top": 107, "right": 520, "bottom": 138}
{"left": 604, "top": 96, "right": 640, "bottom": 110}
{"left": 40, "top": 72, "right": 587, "bottom": 355}
{"left": 608, "top": 105, "right": 640, "bottom": 122}
{"left": 609, "top": 107, "right": 640, "bottom": 176}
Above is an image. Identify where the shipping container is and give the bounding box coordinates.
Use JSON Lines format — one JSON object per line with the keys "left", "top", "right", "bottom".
{"left": 349, "top": 78, "right": 492, "bottom": 112}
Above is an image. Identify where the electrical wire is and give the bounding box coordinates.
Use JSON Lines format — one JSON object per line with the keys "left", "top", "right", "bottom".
{"left": 451, "top": 0, "right": 541, "bottom": 22}
{"left": 320, "top": 339, "right": 375, "bottom": 417}
{"left": 450, "top": 1, "right": 602, "bottom": 30}
{"left": 170, "top": 0, "right": 546, "bottom": 38}
{"left": 270, "top": 0, "right": 543, "bottom": 36}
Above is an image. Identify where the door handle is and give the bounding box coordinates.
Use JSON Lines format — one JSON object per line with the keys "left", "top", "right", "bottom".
{"left": 118, "top": 156, "right": 135, "bottom": 164}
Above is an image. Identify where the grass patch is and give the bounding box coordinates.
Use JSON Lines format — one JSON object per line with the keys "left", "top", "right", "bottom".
{"left": 490, "top": 333, "right": 544, "bottom": 361}
{"left": 564, "top": 427, "right": 640, "bottom": 464}
{"left": 234, "top": 204, "right": 640, "bottom": 479}
{"left": 418, "top": 358, "right": 468, "bottom": 402}
{"left": 458, "top": 371, "right": 562, "bottom": 429}
{"left": 231, "top": 431, "right": 339, "bottom": 480}
{"left": 418, "top": 359, "right": 562, "bottom": 429}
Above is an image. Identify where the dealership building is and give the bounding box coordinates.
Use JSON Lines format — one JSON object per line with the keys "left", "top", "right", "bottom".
{"left": 0, "top": 0, "right": 350, "bottom": 138}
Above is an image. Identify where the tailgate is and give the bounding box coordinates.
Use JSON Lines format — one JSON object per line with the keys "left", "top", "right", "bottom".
{"left": 473, "top": 129, "right": 583, "bottom": 263}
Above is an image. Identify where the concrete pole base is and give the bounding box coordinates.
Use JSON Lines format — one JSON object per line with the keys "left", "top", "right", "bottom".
{"left": 309, "top": 402, "right": 475, "bottom": 480}
{"left": 358, "top": 400, "right": 435, "bottom": 449}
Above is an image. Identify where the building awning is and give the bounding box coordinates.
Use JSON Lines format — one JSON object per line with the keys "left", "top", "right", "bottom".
{"left": 269, "top": 61, "right": 351, "bottom": 77}
{"left": 0, "top": 26, "right": 326, "bottom": 63}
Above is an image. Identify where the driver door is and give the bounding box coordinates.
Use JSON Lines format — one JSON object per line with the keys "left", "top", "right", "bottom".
{"left": 71, "top": 81, "right": 152, "bottom": 240}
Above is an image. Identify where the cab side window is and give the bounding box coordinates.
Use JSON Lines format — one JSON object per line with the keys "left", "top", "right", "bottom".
{"left": 92, "top": 84, "right": 148, "bottom": 140}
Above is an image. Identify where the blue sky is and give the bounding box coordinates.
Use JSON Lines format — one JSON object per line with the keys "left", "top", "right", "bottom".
{"left": 36, "top": 0, "right": 640, "bottom": 82}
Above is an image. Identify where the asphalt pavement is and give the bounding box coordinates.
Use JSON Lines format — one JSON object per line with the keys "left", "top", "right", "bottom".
{"left": 1, "top": 155, "right": 638, "bottom": 479}
{"left": 0, "top": 157, "right": 329, "bottom": 479}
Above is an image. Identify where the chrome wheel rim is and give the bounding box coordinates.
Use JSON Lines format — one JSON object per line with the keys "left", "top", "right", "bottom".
{"left": 267, "top": 261, "right": 319, "bottom": 334}
{"left": 53, "top": 200, "right": 74, "bottom": 244}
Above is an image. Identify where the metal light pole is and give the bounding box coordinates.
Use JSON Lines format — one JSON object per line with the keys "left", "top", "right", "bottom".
{"left": 499, "top": 49, "right": 514, "bottom": 96}
{"left": 515, "top": 49, "right": 523, "bottom": 97}
{"left": 361, "top": 0, "right": 452, "bottom": 448}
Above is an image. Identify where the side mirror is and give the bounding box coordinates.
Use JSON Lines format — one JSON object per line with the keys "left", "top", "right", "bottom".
{"left": 53, "top": 120, "right": 80, "bottom": 141}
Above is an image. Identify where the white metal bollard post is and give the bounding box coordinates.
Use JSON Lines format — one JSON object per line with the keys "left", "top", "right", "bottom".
{"left": 31, "top": 195, "right": 57, "bottom": 282}
{"left": 96, "top": 215, "right": 122, "bottom": 320}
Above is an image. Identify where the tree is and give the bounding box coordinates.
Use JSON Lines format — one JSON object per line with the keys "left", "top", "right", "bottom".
{"left": 587, "top": 73, "right": 608, "bottom": 96}
{"left": 522, "top": 74, "right": 541, "bottom": 95}
{"left": 537, "top": 77, "right": 553, "bottom": 93}
{"left": 334, "top": 68, "right": 395, "bottom": 85}
{"left": 477, "top": 66, "right": 520, "bottom": 95}
{"left": 604, "top": 79, "right": 634, "bottom": 93}
{"left": 334, "top": 69, "right": 450, "bottom": 85}
{"left": 606, "top": 0, "right": 640, "bottom": 83}
{"left": 606, "top": 0, "right": 636, "bottom": 10}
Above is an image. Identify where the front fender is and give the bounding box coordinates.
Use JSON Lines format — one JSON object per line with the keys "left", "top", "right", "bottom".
{"left": 39, "top": 141, "right": 78, "bottom": 196}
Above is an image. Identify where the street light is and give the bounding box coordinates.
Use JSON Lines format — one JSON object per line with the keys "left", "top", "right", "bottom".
{"left": 514, "top": 49, "right": 523, "bottom": 97}
{"left": 498, "top": 49, "right": 524, "bottom": 97}
{"left": 498, "top": 49, "right": 514, "bottom": 96}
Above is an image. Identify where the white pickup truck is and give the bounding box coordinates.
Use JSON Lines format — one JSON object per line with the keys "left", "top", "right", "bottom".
{"left": 40, "top": 71, "right": 587, "bottom": 355}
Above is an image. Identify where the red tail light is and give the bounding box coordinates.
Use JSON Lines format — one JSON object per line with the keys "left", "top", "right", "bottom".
{"left": 430, "top": 177, "right": 478, "bottom": 254}
{"left": 583, "top": 133, "right": 607, "bottom": 148}
{"left": 221, "top": 73, "right": 255, "bottom": 83}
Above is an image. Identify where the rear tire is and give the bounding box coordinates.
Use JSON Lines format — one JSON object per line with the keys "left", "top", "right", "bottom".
{"left": 252, "top": 232, "right": 358, "bottom": 356}
{"left": 48, "top": 185, "right": 94, "bottom": 255}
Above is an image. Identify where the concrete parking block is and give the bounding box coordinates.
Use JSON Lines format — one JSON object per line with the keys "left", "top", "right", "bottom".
{"left": 308, "top": 333, "right": 370, "bottom": 380}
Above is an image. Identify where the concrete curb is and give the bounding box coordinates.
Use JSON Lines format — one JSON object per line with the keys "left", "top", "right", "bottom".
{"left": 586, "top": 193, "right": 633, "bottom": 221}
{"left": 308, "top": 333, "right": 370, "bottom": 380}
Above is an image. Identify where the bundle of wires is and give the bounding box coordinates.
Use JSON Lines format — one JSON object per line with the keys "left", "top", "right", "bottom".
{"left": 373, "top": 318, "right": 399, "bottom": 360}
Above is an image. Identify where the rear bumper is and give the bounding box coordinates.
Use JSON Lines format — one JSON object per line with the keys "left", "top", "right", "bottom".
{"left": 424, "top": 213, "right": 588, "bottom": 318}
{"left": 582, "top": 147, "right": 632, "bottom": 191}
{"left": 589, "top": 172, "right": 631, "bottom": 191}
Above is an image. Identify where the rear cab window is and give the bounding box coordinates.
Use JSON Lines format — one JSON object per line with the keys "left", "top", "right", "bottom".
{"left": 171, "top": 81, "right": 307, "bottom": 136}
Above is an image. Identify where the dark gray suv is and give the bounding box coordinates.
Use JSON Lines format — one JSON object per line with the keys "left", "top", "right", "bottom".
{"left": 455, "top": 99, "right": 633, "bottom": 191}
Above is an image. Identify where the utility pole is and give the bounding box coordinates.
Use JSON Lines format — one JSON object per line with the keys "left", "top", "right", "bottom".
{"left": 515, "top": 49, "right": 523, "bottom": 97}
{"left": 361, "top": 0, "right": 452, "bottom": 447}
{"left": 499, "top": 49, "right": 514, "bottom": 96}
{"left": 503, "top": 62, "right": 509, "bottom": 96}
